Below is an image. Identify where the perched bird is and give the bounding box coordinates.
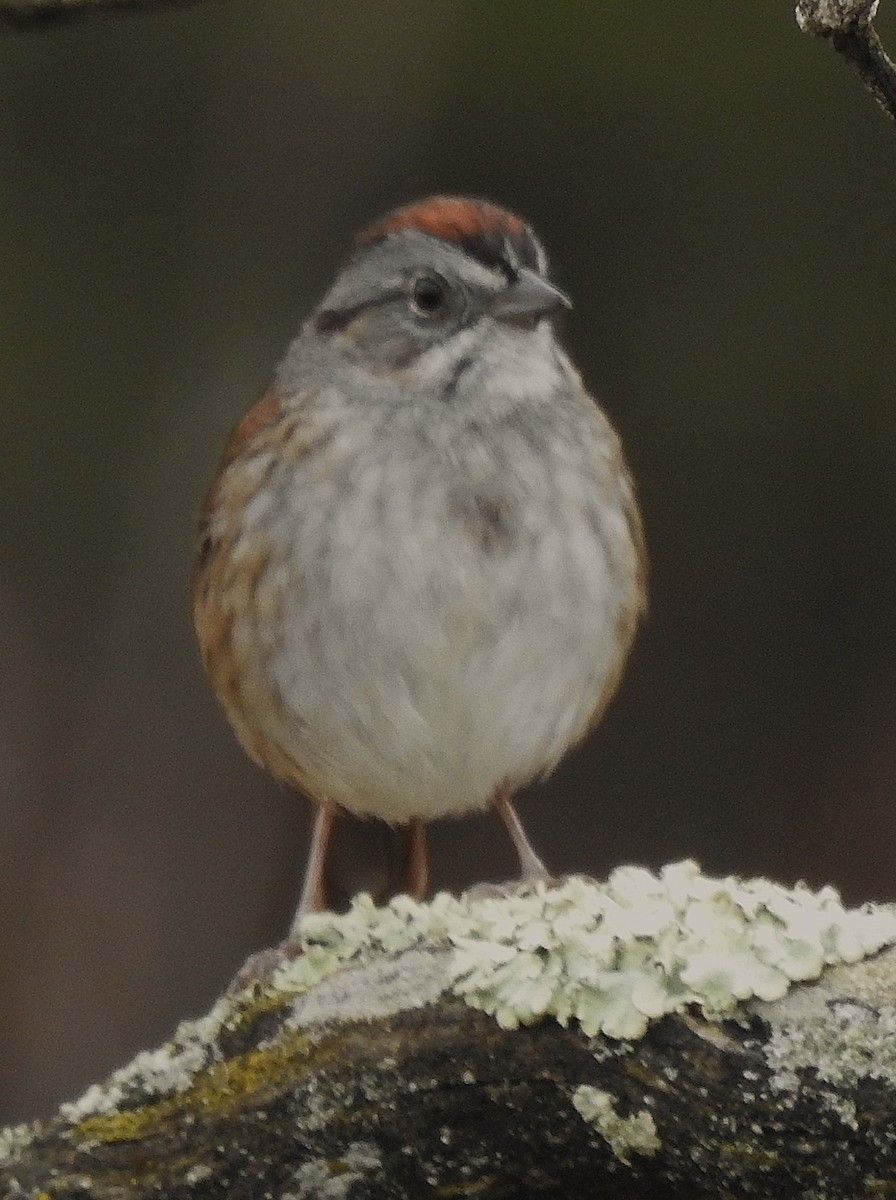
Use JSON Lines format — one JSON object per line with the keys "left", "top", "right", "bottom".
{"left": 193, "top": 195, "right": 646, "bottom": 945}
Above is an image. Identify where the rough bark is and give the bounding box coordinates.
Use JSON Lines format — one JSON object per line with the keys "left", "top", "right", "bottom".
{"left": 797, "top": 0, "right": 896, "bottom": 122}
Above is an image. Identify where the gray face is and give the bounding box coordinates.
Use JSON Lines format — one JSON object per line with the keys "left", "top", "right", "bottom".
{"left": 309, "top": 229, "right": 568, "bottom": 376}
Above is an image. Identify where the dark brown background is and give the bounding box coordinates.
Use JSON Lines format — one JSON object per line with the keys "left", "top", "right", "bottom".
{"left": 3, "top": 1, "right": 896, "bottom": 1125}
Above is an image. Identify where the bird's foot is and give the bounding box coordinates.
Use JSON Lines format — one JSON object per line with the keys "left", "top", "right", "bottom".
{"left": 463, "top": 871, "right": 562, "bottom": 902}
{"left": 226, "top": 936, "right": 304, "bottom": 996}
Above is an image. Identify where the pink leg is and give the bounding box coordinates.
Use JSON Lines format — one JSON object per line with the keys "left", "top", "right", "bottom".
{"left": 383, "top": 818, "right": 430, "bottom": 902}
{"left": 289, "top": 802, "right": 338, "bottom": 937}
{"left": 228, "top": 802, "right": 339, "bottom": 993}
{"left": 402, "top": 818, "right": 429, "bottom": 900}
{"left": 493, "top": 792, "right": 549, "bottom": 881}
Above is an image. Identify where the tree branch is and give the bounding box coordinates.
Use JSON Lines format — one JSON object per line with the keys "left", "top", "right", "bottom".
{"left": 3, "top": 864, "right": 896, "bottom": 1199}
{"left": 0, "top": 0, "right": 200, "bottom": 29}
{"left": 797, "top": 0, "right": 896, "bottom": 122}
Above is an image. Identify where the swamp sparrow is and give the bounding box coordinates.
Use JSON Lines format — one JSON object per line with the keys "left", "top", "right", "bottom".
{"left": 193, "top": 196, "right": 646, "bottom": 942}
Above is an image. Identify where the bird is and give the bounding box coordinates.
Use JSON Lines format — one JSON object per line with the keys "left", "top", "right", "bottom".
{"left": 192, "top": 195, "right": 646, "bottom": 950}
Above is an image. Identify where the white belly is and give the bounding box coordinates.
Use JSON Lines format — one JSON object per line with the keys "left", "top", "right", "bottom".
{"left": 241, "top": 409, "right": 639, "bottom": 823}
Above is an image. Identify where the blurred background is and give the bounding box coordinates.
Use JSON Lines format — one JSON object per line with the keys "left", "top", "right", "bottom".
{"left": 3, "top": 0, "right": 896, "bottom": 1125}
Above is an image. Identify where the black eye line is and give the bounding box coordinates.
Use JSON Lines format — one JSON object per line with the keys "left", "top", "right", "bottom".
{"left": 315, "top": 285, "right": 408, "bottom": 333}
{"left": 314, "top": 306, "right": 358, "bottom": 334}
{"left": 314, "top": 274, "right": 474, "bottom": 335}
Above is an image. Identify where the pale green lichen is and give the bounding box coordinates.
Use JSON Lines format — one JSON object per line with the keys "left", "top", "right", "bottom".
{"left": 760, "top": 983, "right": 896, "bottom": 1107}
{"left": 58, "top": 999, "right": 230, "bottom": 1123}
{"left": 571, "top": 1085, "right": 660, "bottom": 1163}
{"left": 18, "top": 861, "right": 896, "bottom": 1137}
{"left": 289, "top": 948, "right": 449, "bottom": 1027}
{"left": 0, "top": 1121, "right": 38, "bottom": 1167}
{"left": 281, "top": 1141, "right": 381, "bottom": 1198}
{"left": 275, "top": 860, "right": 896, "bottom": 1040}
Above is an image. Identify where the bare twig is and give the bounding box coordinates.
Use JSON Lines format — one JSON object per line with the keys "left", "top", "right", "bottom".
{"left": 0, "top": 0, "right": 200, "bottom": 29}
{"left": 797, "top": 0, "right": 896, "bottom": 122}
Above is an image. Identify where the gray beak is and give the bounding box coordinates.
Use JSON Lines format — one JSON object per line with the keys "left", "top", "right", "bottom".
{"left": 489, "top": 268, "right": 572, "bottom": 324}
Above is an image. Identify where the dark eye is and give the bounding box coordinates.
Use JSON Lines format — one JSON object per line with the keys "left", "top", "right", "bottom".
{"left": 409, "top": 274, "right": 448, "bottom": 317}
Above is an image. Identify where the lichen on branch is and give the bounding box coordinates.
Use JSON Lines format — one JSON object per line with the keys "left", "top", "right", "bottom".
{"left": 4, "top": 863, "right": 896, "bottom": 1199}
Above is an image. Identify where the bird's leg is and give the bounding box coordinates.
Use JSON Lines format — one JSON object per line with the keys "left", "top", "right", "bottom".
{"left": 382, "top": 817, "right": 430, "bottom": 902}
{"left": 228, "top": 802, "right": 339, "bottom": 993}
{"left": 289, "top": 801, "right": 339, "bottom": 937}
{"left": 402, "top": 817, "right": 429, "bottom": 900}
{"left": 492, "top": 792, "right": 550, "bottom": 881}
